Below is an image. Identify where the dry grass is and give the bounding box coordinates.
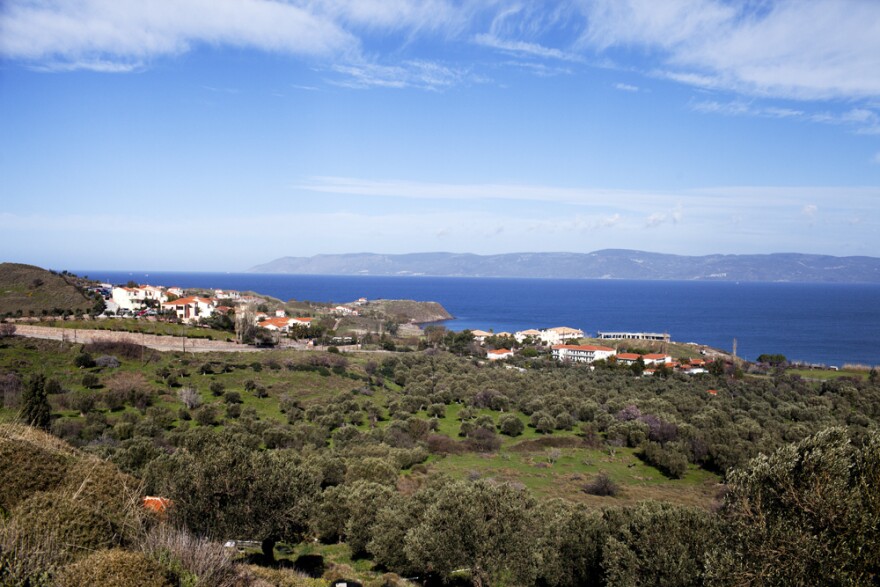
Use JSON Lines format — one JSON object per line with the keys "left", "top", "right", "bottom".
{"left": 0, "top": 519, "right": 66, "bottom": 587}
{"left": 55, "top": 548, "right": 173, "bottom": 587}
{"left": 139, "top": 525, "right": 245, "bottom": 587}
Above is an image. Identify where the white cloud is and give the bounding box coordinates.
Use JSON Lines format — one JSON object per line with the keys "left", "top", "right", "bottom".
{"left": 692, "top": 100, "right": 878, "bottom": 134}
{"left": 474, "top": 33, "right": 579, "bottom": 62}
{"left": 802, "top": 204, "right": 818, "bottom": 217}
{"left": 614, "top": 83, "right": 639, "bottom": 92}
{"left": 328, "top": 60, "right": 469, "bottom": 91}
{"left": 0, "top": 0, "right": 358, "bottom": 70}
{"left": 580, "top": 0, "right": 880, "bottom": 101}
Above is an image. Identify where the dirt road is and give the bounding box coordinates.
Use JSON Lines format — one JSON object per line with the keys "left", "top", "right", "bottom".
{"left": 12, "top": 324, "right": 261, "bottom": 353}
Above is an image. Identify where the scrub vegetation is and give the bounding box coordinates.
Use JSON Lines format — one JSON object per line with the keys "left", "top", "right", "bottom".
{"left": 1, "top": 330, "right": 879, "bottom": 585}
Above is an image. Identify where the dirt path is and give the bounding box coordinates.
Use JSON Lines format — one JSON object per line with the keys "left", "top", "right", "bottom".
{"left": 12, "top": 324, "right": 261, "bottom": 353}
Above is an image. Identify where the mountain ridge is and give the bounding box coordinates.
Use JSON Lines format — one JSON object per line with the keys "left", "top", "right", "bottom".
{"left": 248, "top": 250, "right": 880, "bottom": 283}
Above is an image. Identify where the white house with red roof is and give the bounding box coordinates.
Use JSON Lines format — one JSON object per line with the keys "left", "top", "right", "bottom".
{"left": 161, "top": 296, "right": 216, "bottom": 322}
{"left": 615, "top": 352, "right": 642, "bottom": 365}
{"left": 258, "top": 316, "right": 312, "bottom": 332}
{"left": 112, "top": 285, "right": 168, "bottom": 311}
{"left": 487, "top": 348, "right": 514, "bottom": 361}
{"left": 642, "top": 353, "right": 673, "bottom": 366}
{"left": 552, "top": 344, "right": 616, "bottom": 364}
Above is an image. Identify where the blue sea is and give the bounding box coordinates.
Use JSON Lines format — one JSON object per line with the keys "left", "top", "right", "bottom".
{"left": 81, "top": 271, "right": 880, "bottom": 367}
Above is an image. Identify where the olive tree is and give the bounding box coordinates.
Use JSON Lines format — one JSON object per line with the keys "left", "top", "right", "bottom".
{"left": 404, "top": 480, "right": 538, "bottom": 587}
{"left": 710, "top": 427, "right": 880, "bottom": 586}
{"left": 146, "top": 434, "right": 320, "bottom": 561}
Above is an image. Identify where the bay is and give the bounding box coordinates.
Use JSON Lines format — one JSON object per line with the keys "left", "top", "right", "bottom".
{"left": 81, "top": 271, "right": 880, "bottom": 367}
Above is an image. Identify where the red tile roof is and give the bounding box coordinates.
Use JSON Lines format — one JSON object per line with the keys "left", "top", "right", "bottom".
{"left": 552, "top": 344, "right": 615, "bottom": 352}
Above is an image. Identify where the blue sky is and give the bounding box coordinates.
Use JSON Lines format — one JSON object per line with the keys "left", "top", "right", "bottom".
{"left": 1, "top": 0, "right": 879, "bottom": 271}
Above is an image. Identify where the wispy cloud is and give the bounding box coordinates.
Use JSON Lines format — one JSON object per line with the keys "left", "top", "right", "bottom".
{"left": 580, "top": 0, "right": 880, "bottom": 101}
{"left": 614, "top": 83, "right": 640, "bottom": 92}
{"left": 0, "top": 0, "right": 361, "bottom": 71}
{"left": 691, "top": 99, "right": 880, "bottom": 134}
{"left": 5, "top": 0, "right": 880, "bottom": 105}
{"left": 474, "top": 33, "right": 579, "bottom": 62}
{"left": 328, "top": 60, "right": 471, "bottom": 91}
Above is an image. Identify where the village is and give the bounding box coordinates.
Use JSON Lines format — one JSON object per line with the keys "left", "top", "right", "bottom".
{"left": 102, "top": 282, "right": 711, "bottom": 375}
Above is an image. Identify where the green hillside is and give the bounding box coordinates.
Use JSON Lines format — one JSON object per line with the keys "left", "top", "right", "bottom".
{"left": 0, "top": 263, "right": 97, "bottom": 317}
{"left": 2, "top": 333, "right": 879, "bottom": 586}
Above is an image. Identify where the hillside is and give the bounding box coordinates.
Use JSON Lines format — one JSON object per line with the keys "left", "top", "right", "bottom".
{"left": 249, "top": 250, "right": 880, "bottom": 283}
{"left": 0, "top": 263, "right": 97, "bottom": 316}
{"left": 2, "top": 334, "right": 879, "bottom": 585}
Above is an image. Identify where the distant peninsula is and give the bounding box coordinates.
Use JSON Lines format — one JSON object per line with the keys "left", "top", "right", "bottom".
{"left": 248, "top": 250, "right": 880, "bottom": 284}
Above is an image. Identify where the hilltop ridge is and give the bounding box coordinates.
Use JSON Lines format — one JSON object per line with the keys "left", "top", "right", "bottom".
{"left": 248, "top": 250, "right": 880, "bottom": 283}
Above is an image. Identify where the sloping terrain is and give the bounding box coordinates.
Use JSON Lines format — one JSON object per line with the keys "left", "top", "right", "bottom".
{"left": 0, "top": 263, "right": 95, "bottom": 316}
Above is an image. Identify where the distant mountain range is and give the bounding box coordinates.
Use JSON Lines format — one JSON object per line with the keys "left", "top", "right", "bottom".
{"left": 248, "top": 250, "right": 880, "bottom": 283}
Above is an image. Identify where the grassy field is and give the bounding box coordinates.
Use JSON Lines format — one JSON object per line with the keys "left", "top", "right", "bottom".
{"left": 787, "top": 368, "right": 870, "bottom": 381}
{"left": 46, "top": 318, "right": 235, "bottom": 340}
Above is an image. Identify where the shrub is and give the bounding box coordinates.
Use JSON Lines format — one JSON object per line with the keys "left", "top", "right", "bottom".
{"left": 138, "top": 525, "right": 240, "bottom": 587}
{"left": 0, "top": 425, "right": 72, "bottom": 512}
{"left": 56, "top": 549, "right": 172, "bottom": 587}
{"left": 641, "top": 442, "right": 689, "bottom": 479}
{"left": 81, "top": 373, "right": 101, "bottom": 389}
{"left": 8, "top": 492, "right": 120, "bottom": 560}
{"left": 466, "top": 428, "right": 502, "bottom": 452}
{"left": 209, "top": 381, "right": 225, "bottom": 396}
{"left": 584, "top": 471, "right": 620, "bottom": 497}
{"left": 74, "top": 352, "right": 96, "bottom": 369}
{"left": 45, "top": 378, "right": 63, "bottom": 395}
{"left": 177, "top": 387, "right": 201, "bottom": 410}
{"left": 223, "top": 391, "right": 242, "bottom": 404}
{"left": 0, "top": 519, "right": 64, "bottom": 587}
{"left": 498, "top": 414, "right": 524, "bottom": 437}
{"left": 194, "top": 405, "right": 219, "bottom": 427}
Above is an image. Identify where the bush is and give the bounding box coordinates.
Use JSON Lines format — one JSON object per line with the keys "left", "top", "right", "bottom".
{"left": 56, "top": 549, "right": 173, "bottom": 587}
{"left": 194, "top": 404, "right": 219, "bottom": 427}
{"left": 466, "top": 428, "right": 502, "bottom": 452}
{"left": 138, "top": 525, "right": 240, "bottom": 587}
{"left": 641, "top": 442, "right": 689, "bottom": 479}
{"left": 583, "top": 471, "right": 620, "bottom": 497}
{"left": 223, "top": 391, "right": 242, "bottom": 404}
{"left": 8, "top": 492, "right": 120, "bottom": 560}
{"left": 498, "top": 414, "right": 524, "bottom": 437}
{"left": 74, "top": 352, "right": 96, "bottom": 369}
{"left": 81, "top": 373, "right": 100, "bottom": 389}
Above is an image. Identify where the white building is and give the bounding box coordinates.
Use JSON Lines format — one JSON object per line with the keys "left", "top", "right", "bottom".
{"left": 161, "top": 296, "right": 216, "bottom": 323}
{"left": 551, "top": 344, "right": 616, "bottom": 364}
{"left": 540, "top": 326, "right": 585, "bottom": 345}
{"left": 258, "top": 316, "right": 312, "bottom": 332}
{"left": 642, "top": 353, "right": 673, "bottom": 366}
{"left": 111, "top": 285, "right": 168, "bottom": 311}
{"left": 487, "top": 348, "right": 514, "bottom": 361}
{"left": 514, "top": 329, "right": 543, "bottom": 343}
{"left": 470, "top": 329, "right": 492, "bottom": 343}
